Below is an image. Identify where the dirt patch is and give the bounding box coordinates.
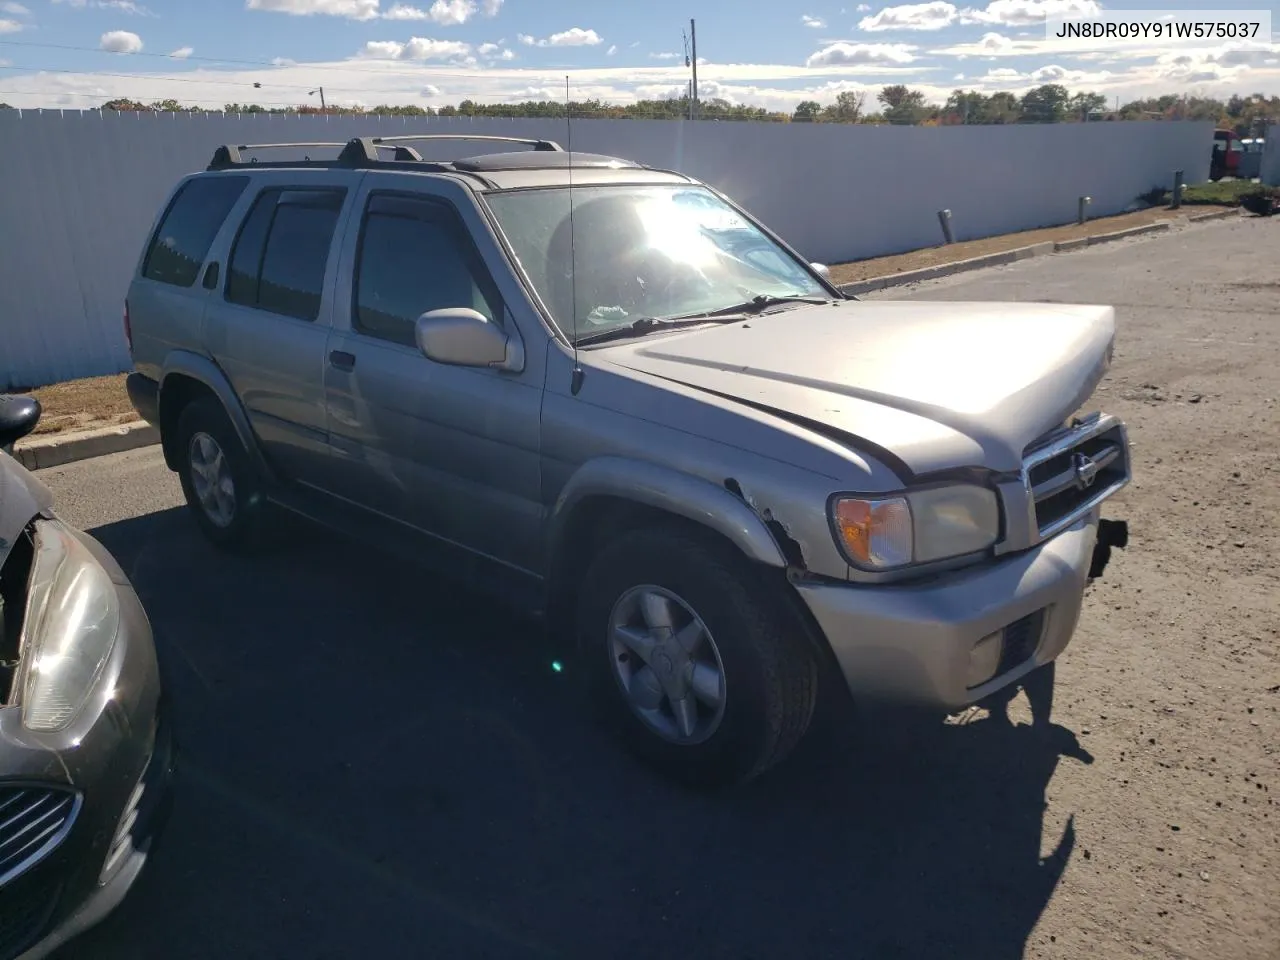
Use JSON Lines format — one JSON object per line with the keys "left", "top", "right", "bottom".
{"left": 24, "top": 373, "right": 137, "bottom": 437}
{"left": 827, "top": 206, "right": 1234, "bottom": 285}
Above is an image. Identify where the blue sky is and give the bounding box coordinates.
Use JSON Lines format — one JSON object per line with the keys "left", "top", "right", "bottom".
{"left": 1, "top": 0, "right": 1277, "bottom": 110}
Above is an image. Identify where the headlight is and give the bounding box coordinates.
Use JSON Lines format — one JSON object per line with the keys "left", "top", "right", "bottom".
{"left": 831, "top": 485, "right": 1000, "bottom": 571}
{"left": 16, "top": 520, "right": 120, "bottom": 732}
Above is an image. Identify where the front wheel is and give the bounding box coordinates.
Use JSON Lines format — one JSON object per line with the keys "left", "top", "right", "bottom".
{"left": 576, "top": 527, "right": 818, "bottom": 788}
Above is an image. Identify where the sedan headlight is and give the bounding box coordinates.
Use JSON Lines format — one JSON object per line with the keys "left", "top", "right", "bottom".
{"left": 16, "top": 520, "right": 120, "bottom": 732}
{"left": 831, "top": 485, "right": 1000, "bottom": 571}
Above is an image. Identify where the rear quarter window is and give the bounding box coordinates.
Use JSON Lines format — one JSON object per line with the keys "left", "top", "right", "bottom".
{"left": 142, "top": 175, "right": 249, "bottom": 288}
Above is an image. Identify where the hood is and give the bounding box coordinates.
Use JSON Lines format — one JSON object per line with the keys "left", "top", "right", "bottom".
{"left": 595, "top": 298, "right": 1115, "bottom": 477}
{"left": 0, "top": 451, "right": 53, "bottom": 571}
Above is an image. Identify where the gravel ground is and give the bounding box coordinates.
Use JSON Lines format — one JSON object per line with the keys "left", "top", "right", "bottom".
{"left": 30, "top": 216, "right": 1279, "bottom": 960}
{"left": 869, "top": 216, "right": 1279, "bottom": 959}
{"left": 825, "top": 206, "right": 1235, "bottom": 285}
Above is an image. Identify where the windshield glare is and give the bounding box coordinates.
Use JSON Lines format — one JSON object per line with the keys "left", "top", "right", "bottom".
{"left": 483, "top": 184, "right": 828, "bottom": 342}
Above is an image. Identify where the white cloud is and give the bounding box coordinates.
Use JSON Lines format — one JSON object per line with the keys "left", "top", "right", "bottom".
{"left": 860, "top": 2, "right": 957, "bottom": 32}
{"left": 0, "top": 16, "right": 21, "bottom": 31}
{"left": 481, "top": 0, "right": 501, "bottom": 13}
{"left": 100, "top": 30, "right": 143, "bottom": 53}
{"left": 1, "top": 2, "right": 30, "bottom": 15}
{"left": 806, "top": 42, "right": 918, "bottom": 66}
{"left": 802, "top": 14, "right": 826, "bottom": 28}
{"left": 606, "top": 44, "right": 617, "bottom": 55}
{"left": 650, "top": 52, "right": 679, "bottom": 60}
{"left": 384, "top": 0, "right": 475, "bottom": 24}
{"left": 168, "top": 46, "right": 193, "bottom": 59}
{"left": 357, "top": 37, "right": 472, "bottom": 60}
{"left": 420, "top": 83, "right": 442, "bottom": 96}
{"left": 856, "top": 3, "right": 871, "bottom": 9}
{"left": 246, "top": 0, "right": 380, "bottom": 20}
{"left": 271, "top": 56, "right": 296, "bottom": 65}
{"left": 52, "top": 0, "right": 153, "bottom": 11}
{"left": 548, "top": 27, "right": 602, "bottom": 46}
{"left": 518, "top": 27, "right": 602, "bottom": 47}
{"left": 960, "top": 0, "right": 1101, "bottom": 28}
{"left": 953, "top": 72, "right": 964, "bottom": 79}
{"left": 476, "top": 41, "right": 513, "bottom": 59}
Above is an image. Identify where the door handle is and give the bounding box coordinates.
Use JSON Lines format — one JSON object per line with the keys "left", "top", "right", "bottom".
{"left": 329, "top": 350, "right": 356, "bottom": 372}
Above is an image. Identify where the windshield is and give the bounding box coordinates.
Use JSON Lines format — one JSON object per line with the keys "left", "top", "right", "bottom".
{"left": 483, "top": 184, "right": 829, "bottom": 342}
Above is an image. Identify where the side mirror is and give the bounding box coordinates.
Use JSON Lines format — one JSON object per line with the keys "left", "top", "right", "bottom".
{"left": 0, "top": 394, "right": 42, "bottom": 453}
{"left": 810, "top": 262, "right": 831, "bottom": 280}
{"left": 414, "top": 308, "right": 523, "bottom": 372}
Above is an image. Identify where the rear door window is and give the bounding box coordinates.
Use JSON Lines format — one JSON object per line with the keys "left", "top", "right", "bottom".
{"left": 224, "top": 188, "right": 346, "bottom": 322}
{"left": 142, "top": 175, "right": 249, "bottom": 287}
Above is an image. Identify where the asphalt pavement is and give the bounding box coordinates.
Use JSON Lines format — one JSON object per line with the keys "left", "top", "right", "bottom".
{"left": 42, "top": 216, "right": 1278, "bottom": 960}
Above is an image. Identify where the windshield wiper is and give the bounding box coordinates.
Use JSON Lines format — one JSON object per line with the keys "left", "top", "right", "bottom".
{"left": 702, "top": 293, "right": 834, "bottom": 316}
{"left": 574, "top": 313, "right": 747, "bottom": 346}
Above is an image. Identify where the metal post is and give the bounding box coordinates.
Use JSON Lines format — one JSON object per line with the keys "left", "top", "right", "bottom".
{"left": 1171, "top": 170, "right": 1184, "bottom": 209}
{"left": 937, "top": 209, "right": 954, "bottom": 244}
{"left": 690, "top": 19, "right": 698, "bottom": 121}
{"left": 1077, "top": 195, "right": 1091, "bottom": 224}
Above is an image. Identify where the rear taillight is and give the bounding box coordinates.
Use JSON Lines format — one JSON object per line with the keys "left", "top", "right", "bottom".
{"left": 123, "top": 300, "right": 133, "bottom": 352}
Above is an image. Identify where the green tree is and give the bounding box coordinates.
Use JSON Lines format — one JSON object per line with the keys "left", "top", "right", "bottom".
{"left": 1067, "top": 92, "right": 1107, "bottom": 121}
{"left": 944, "top": 89, "right": 988, "bottom": 124}
{"left": 821, "top": 90, "right": 865, "bottom": 123}
{"left": 792, "top": 99, "right": 822, "bottom": 122}
{"left": 1019, "top": 84, "right": 1070, "bottom": 123}
{"left": 878, "top": 84, "right": 927, "bottom": 124}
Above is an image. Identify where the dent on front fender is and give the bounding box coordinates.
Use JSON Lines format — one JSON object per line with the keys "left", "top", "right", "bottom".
{"left": 548, "top": 457, "right": 791, "bottom": 568}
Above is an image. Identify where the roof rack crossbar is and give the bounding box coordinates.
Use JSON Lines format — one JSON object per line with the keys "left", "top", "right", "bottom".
{"left": 209, "top": 141, "right": 347, "bottom": 170}
{"left": 368, "top": 134, "right": 564, "bottom": 152}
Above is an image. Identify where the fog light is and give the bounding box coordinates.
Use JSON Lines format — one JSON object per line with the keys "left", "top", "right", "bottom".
{"left": 967, "top": 629, "right": 1004, "bottom": 689}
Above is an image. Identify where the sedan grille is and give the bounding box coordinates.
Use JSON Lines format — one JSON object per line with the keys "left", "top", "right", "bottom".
{"left": 1022, "top": 414, "right": 1130, "bottom": 541}
{"left": 0, "top": 787, "right": 79, "bottom": 889}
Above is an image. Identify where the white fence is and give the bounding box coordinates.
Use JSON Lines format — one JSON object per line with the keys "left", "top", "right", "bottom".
{"left": 0, "top": 110, "right": 1213, "bottom": 389}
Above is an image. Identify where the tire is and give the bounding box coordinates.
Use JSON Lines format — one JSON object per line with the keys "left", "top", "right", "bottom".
{"left": 173, "top": 396, "right": 264, "bottom": 551}
{"left": 576, "top": 526, "right": 818, "bottom": 788}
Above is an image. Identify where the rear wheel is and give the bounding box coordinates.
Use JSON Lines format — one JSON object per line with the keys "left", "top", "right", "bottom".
{"left": 174, "top": 397, "right": 263, "bottom": 551}
{"left": 576, "top": 527, "right": 818, "bottom": 787}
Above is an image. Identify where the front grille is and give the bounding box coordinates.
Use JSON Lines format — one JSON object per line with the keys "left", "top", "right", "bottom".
{"left": 0, "top": 788, "right": 79, "bottom": 889}
{"left": 997, "top": 609, "right": 1047, "bottom": 676}
{"left": 1023, "top": 414, "right": 1129, "bottom": 540}
{"left": 0, "top": 876, "right": 60, "bottom": 960}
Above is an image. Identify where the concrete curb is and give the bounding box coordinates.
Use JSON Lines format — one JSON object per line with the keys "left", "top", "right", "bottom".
{"left": 1187, "top": 207, "right": 1242, "bottom": 223}
{"left": 839, "top": 220, "right": 1176, "bottom": 295}
{"left": 14, "top": 421, "right": 159, "bottom": 471}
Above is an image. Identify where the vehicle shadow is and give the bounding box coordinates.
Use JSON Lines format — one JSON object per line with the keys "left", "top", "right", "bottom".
{"left": 58, "top": 506, "right": 1094, "bottom": 960}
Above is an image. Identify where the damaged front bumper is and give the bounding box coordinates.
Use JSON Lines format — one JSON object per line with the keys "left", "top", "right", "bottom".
{"left": 794, "top": 510, "right": 1129, "bottom": 712}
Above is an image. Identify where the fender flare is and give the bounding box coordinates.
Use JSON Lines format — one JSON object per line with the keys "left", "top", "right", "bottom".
{"left": 546, "top": 456, "right": 788, "bottom": 570}
{"left": 158, "top": 351, "right": 274, "bottom": 481}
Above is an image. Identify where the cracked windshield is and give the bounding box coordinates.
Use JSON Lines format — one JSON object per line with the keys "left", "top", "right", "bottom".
{"left": 486, "top": 185, "right": 828, "bottom": 339}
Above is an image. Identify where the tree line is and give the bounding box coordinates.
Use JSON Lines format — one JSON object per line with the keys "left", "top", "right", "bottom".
{"left": 3, "top": 85, "right": 1274, "bottom": 136}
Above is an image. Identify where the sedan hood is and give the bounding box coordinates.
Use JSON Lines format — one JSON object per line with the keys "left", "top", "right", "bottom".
{"left": 0, "top": 451, "right": 52, "bottom": 571}
{"left": 597, "top": 298, "right": 1116, "bottom": 477}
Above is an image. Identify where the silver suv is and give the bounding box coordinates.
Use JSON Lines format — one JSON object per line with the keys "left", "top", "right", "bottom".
{"left": 124, "top": 134, "right": 1131, "bottom": 786}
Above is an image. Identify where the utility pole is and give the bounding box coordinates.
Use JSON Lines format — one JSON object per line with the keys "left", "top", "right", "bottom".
{"left": 690, "top": 19, "right": 698, "bottom": 121}
{"left": 310, "top": 86, "right": 326, "bottom": 111}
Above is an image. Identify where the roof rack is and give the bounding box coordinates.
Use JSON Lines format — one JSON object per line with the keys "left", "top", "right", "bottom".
{"left": 208, "top": 142, "right": 347, "bottom": 170}
{"left": 337, "top": 134, "right": 563, "bottom": 166}
{"left": 208, "top": 134, "right": 565, "bottom": 173}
